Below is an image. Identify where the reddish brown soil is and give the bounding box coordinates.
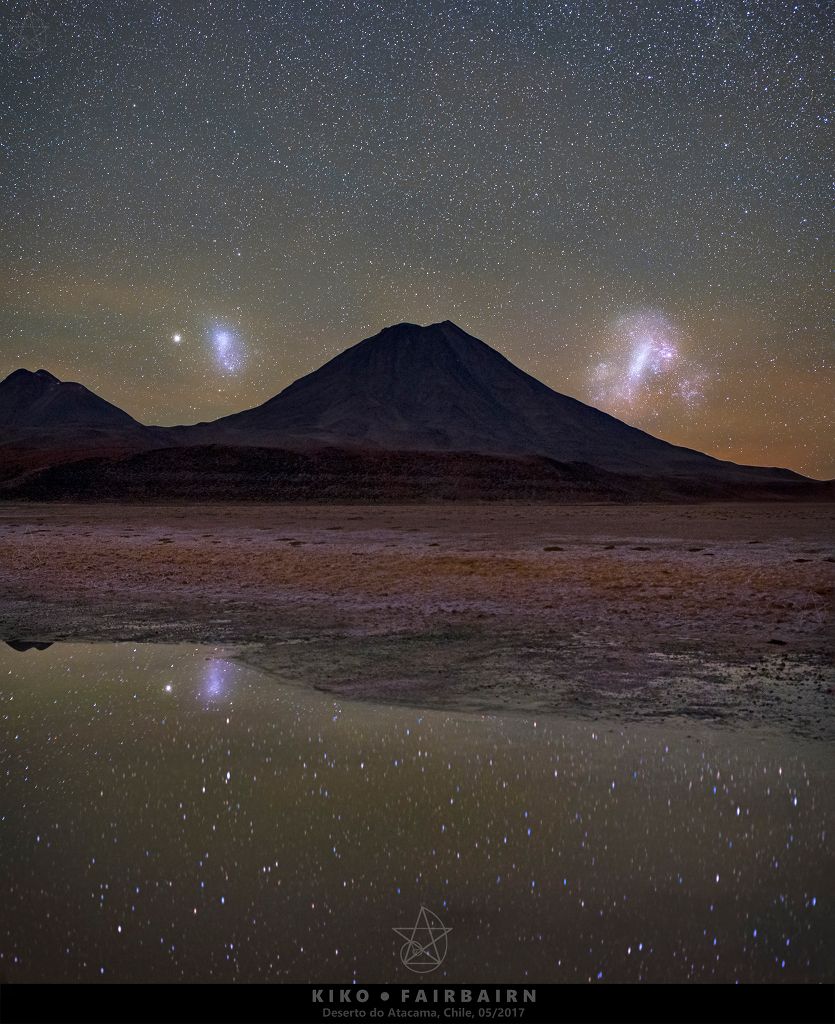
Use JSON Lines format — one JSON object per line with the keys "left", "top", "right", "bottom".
{"left": 1, "top": 502, "right": 832, "bottom": 736}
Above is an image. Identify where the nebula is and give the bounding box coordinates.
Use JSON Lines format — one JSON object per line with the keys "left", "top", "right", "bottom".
{"left": 591, "top": 310, "right": 708, "bottom": 420}
{"left": 210, "top": 326, "right": 245, "bottom": 374}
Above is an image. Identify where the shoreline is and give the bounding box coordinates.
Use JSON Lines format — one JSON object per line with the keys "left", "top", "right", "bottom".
{"left": 1, "top": 502, "right": 832, "bottom": 739}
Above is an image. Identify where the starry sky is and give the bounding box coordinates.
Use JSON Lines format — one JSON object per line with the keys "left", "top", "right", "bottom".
{"left": 0, "top": 1, "right": 831, "bottom": 476}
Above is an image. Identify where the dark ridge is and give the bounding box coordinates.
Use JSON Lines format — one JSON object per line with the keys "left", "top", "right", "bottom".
{"left": 171, "top": 321, "right": 807, "bottom": 483}
{"left": 1, "top": 322, "right": 822, "bottom": 495}
{"left": 0, "top": 366, "right": 157, "bottom": 449}
{"left": 1, "top": 444, "right": 830, "bottom": 504}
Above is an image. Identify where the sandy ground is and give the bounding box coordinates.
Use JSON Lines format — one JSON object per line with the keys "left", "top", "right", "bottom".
{"left": 0, "top": 503, "right": 832, "bottom": 738}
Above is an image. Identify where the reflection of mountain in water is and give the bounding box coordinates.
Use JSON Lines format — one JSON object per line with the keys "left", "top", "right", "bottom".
{"left": 5, "top": 640, "right": 53, "bottom": 652}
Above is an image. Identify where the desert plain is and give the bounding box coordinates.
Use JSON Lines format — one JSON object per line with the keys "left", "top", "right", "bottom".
{"left": 1, "top": 501, "right": 832, "bottom": 740}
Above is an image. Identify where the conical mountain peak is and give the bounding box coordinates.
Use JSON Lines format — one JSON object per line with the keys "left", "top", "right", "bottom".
{"left": 0, "top": 322, "right": 807, "bottom": 486}
{"left": 198, "top": 321, "right": 797, "bottom": 481}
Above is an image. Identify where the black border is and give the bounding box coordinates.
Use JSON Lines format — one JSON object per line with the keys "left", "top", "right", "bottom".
{"left": 1, "top": 983, "right": 833, "bottom": 1024}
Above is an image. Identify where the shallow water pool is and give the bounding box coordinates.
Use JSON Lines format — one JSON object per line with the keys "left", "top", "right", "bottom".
{"left": 0, "top": 641, "right": 832, "bottom": 982}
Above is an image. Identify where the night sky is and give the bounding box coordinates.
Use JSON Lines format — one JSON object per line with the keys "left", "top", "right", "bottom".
{"left": 1, "top": 1, "right": 831, "bottom": 477}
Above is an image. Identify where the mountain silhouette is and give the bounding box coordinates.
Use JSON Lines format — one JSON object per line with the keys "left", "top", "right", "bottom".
{"left": 178, "top": 320, "right": 800, "bottom": 481}
{"left": 0, "top": 322, "right": 820, "bottom": 496}
{"left": 0, "top": 368, "right": 155, "bottom": 448}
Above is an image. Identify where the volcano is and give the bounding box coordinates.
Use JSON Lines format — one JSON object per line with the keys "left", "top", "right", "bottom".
{"left": 178, "top": 320, "right": 801, "bottom": 482}
{"left": 2, "top": 320, "right": 824, "bottom": 500}
{"left": 0, "top": 368, "right": 155, "bottom": 448}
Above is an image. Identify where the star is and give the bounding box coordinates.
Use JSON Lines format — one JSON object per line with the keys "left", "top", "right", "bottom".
{"left": 0, "top": 1, "right": 829, "bottom": 476}
{"left": 11, "top": 12, "right": 48, "bottom": 56}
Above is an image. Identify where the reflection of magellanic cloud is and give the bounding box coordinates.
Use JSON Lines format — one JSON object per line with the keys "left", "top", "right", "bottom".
{"left": 201, "top": 659, "right": 239, "bottom": 703}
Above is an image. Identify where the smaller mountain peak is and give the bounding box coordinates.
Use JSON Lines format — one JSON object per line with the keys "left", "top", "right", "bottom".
{"left": 2, "top": 367, "right": 60, "bottom": 386}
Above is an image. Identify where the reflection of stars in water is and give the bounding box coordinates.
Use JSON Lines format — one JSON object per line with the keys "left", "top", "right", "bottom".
{"left": 201, "top": 659, "right": 238, "bottom": 703}
{"left": 0, "top": 641, "right": 830, "bottom": 983}
{"left": 591, "top": 310, "right": 708, "bottom": 421}
{"left": 210, "top": 326, "right": 245, "bottom": 374}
